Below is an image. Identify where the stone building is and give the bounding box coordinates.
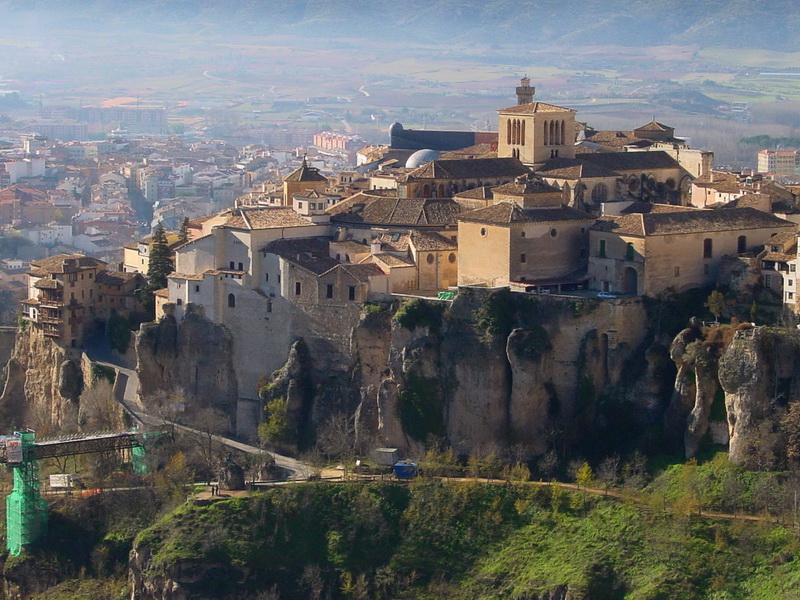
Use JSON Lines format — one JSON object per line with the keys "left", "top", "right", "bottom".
{"left": 282, "top": 157, "right": 328, "bottom": 205}
{"left": 20, "top": 254, "right": 143, "bottom": 347}
{"left": 588, "top": 207, "right": 796, "bottom": 296}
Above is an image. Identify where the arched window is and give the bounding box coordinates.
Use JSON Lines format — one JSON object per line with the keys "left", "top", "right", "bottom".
{"left": 738, "top": 235, "right": 747, "bottom": 253}
{"left": 550, "top": 121, "right": 555, "bottom": 145}
{"left": 506, "top": 120, "right": 512, "bottom": 145}
{"left": 626, "top": 242, "right": 635, "bottom": 261}
{"left": 703, "top": 238, "right": 713, "bottom": 259}
{"left": 543, "top": 120, "right": 549, "bottom": 146}
{"left": 561, "top": 120, "right": 566, "bottom": 145}
{"left": 227, "top": 293, "right": 235, "bottom": 308}
{"left": 521, "top": 120, "right": 526, "bottom": 145}
{"left": 422, "top": 184, "right": 431, "bottom": 198}
{"left": 439, "top": 184, "right": 445, "bottom": 197}
{"left": 554, "top": 120, "right": 560, "bottom": 146}
{"left": 591, "top": 183, "right": 608, "bottom": 203}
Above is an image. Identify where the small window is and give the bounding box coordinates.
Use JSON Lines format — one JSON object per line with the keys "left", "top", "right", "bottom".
{"left": 674, "top": 266, "right": 680, "bottom": 277}
{"left": 238, "top": 262, "right": 243, "bottom": 271}
{"left": 229, "top": 261, "right": 235, "bottom": 269}
{"left": 326, "top": 284, "right": 333, "bottom": 299}
{"left": 448, "top": 253, "right": 456, "bottom": 263}
{"left": 195, "top": 285, "right": 200, "bottom": 293}
{"left": 348, "top": 286, "right": 356, "bottom": 301}
{"left": 626, "top": 242, "right": 634, "bottom": 261}
{"left": 521, "top": 231, "right": 526, "bottom": 238}
{"left": 790, "top": 280, "right": 794, "bottom": 287}
{"left": 520, "top": 253, "right": 527, "bottom": 263}
{"left": 88, "top": 272, "right": 92, "bottom": 279}
{"left": 789, "top": 292, "right": 795, "bottom": 300}
{"left": 267, "top": 301, "right": 272, "bottom": 313}
{"left": 295, "top": 282, "right": 302, "bottom": 295}
{"left": 227, "top": 293, "right": 235, "bottom": 308}
{"left": 550, "top": 228, "right": 558, "bottom": 237}
{"left": 480, "top": 227, "right": 488, "bottom": 237}
{"left": 298, "top": 201, "right": 303, "bottom": 209}
{"left": 599, "top": 239, "right": 606, "bottom": 258}
{"left": 278, "top": 274, "right": 281, "bottom": 284}
{"left": 177, "top": 298, "right": 183, "bottom": 306}
{"left": 265, "top": 273, "right": 269, "bottom": 281}
{"left": 738, "top": 235, "right": 747, "bottom": 253}
{"left": 426, "top": 254, "right": 435, "bottom": 264}
{"left": 703, "top": 238, "right": 713, "bottom": 259}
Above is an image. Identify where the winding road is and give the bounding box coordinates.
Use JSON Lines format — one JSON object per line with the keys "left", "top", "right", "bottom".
{"left": 85, "top": 345, "right": 310, "bottom": 479}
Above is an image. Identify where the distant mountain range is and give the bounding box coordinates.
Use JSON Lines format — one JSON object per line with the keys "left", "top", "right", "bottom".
{"left": 2, "top": 0, "right": 799, "bottom": 52}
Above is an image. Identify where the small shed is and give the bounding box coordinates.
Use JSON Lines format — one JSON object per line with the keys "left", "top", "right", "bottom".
{"left": 372, "top": 447, "right": 400, "bottom": 467}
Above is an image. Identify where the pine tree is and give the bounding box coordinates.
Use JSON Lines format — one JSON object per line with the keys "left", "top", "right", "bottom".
{"left": 147, "top": 224, "right": 173, "bottom": 291}
{"left": 179, "top": 217, "right": 190, "bottom": 244}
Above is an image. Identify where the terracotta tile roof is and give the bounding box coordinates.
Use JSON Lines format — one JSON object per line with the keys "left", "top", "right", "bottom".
{"left": 439, "top": 143, "right": 498, "bottom": 160}
{"left": 460, "top": 202, "right": 594, "bottom": 225}
{"left": 374, "top": 232, "right": 411, "bottom": 252}
{"left": 579, "top": 151, "right": 681, "bottom": 173}
{"left": 371, "top": 253, "right": 415, "bottom": 267}
{"left": 282, "top": 158, "right": 328, "bottom": 183}
{"left": 324, "top": 263, "right": 385, "bottom": 282}
{"left": 154, "top": 288, "right": 169, "bottom": 298}
{"left": 169, "top": 272, "right": 205, "bottom": 281}
{"left": 29, "top": 254, "right": 106, "bottom": 276}
{"left": 96, "top": 270, "right": 139, "bottom": 286}
{"left": 409, "top": 230, "right": 457, "bottom": 251}
{"left": 492, "top": 174, "right": 560, "bottom": 195}
{"left": 620, "top": 202, "right": 697, "bottom": 214}
{"left": 454, "top": 186, "right": 494, "bottom": 200}
{"left": 533, "top": 158, "right": 617, "bottom": 179}
{"left": 592, "top": 207, "right": 794, "bottom": 236}
{"left": 330, "top": 197, "right": 464, "bottom": 227}
{"left": 721, "top": 193, "right": 770, "bottom": 209}
{"left": 765, "top": 231, "right": 797, "bottom": 246}
{"left": 262, "top": 238, "right": 338, "bottom": 275}
{"left": 762, "top": 252, "right": 795, "bottom": 262}
{"left": 221, "top": 207, "right": 315, "bottom": 230}
{"left": 498, "top": 102, "right": 575, "bottom": 114}
{"left": 634, "top": 121, "right": 673, "bottom": 132}
{"left": 332, "top": 240, "right": 370, "bottom": 253}
{"left": 406, "top": 158, "right": 529, "bottom": 180}
{"left": 33, "top": 278, "right": 62, "bottom": 290}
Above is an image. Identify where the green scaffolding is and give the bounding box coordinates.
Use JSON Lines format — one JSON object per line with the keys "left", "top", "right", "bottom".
{"left": 6, "top": 432, "right": 48, "bottom": 556}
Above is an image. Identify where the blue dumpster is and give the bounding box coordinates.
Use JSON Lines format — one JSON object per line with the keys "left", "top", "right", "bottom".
{"left": 393, "top": 462, "right": 418, "bottom": 479}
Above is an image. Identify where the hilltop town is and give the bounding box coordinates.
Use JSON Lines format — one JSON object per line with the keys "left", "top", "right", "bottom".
{"left": 6, "top": 78, "right": 800, "bottom": 451}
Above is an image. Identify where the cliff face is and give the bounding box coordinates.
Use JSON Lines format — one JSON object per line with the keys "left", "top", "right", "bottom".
{"left": 0, "top": 327, "right": 83, "bottom": 433}
{"left": 719, "top": 327, "right": 800, "bottom": 468}
{"left": 668, "top": 325, "right": 800, "bottom": 468}
{"left": 273, "top": 289, "right": 661, "bottom": 457}
{"left": 135, "top": 304, "right": 238, "bottom": 427}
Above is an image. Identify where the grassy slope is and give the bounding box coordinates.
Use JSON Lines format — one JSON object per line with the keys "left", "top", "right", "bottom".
{"left": 132, "top": 481, "right": 800, "bottom": 600}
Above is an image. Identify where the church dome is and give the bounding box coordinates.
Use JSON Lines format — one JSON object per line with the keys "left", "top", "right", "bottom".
{"left": 405, "top": 149, "right": 439, "bottom": 168}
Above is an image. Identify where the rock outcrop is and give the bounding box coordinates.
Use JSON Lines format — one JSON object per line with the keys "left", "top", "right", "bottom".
{"left": 135, "top": 304, "right": 237, "bottom": 428}
{"left": 0, "top": 327, "right": 83, "bottom": 433}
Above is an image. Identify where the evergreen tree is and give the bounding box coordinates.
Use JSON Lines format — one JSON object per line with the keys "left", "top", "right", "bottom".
{"left": 179, "top": 217, "right": 190, "bottom": 244}
{"left": 147, "top": 224, "right": 173, "bottom": 291}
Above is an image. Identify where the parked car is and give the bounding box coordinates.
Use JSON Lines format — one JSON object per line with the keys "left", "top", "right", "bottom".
{"left": 597, "top": 291, "right": 618, "bottom": 299}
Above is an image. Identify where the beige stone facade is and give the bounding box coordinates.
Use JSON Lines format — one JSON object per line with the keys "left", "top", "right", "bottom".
{"left": 589, "top": 208, "right": 796, "bottom": 296}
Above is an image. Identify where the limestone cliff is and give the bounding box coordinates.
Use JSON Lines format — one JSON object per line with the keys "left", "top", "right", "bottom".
{"left": 269, "top": 288, "right": 661, "bottom": 458}
{"left": 0, "top": 327, "right": 83, "bottom": 433}
{"left": 718, "top": 327, "right": 800, "bottom": 468}
{"left": 0, "top": 325, "right": 134, "bottom": 435}
{"left": 668, "top": 324, "right": 800, "bottom": 468}
{"left": 135, "top": 304, "right": 237, "bottom": 427}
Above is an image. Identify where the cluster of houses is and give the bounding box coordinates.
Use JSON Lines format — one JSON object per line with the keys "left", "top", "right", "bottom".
{"left": 18, "top": 80, "right": 800, "bottom": 421}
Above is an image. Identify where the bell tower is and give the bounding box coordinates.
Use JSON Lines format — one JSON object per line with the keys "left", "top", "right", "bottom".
{"left": 516, "top": 76, "right": 535, "bottom": 105}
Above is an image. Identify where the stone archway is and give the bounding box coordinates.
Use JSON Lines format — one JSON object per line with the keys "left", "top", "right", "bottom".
{"left": 623, "top": 267, "right": 638, "bottom": 295}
